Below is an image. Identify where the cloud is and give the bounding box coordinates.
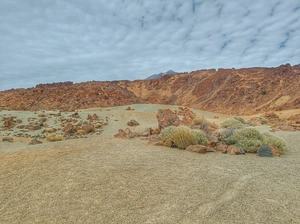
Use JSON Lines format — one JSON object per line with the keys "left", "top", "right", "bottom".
{"left": 0, "top": 0, "right": 299, "bottom": 90}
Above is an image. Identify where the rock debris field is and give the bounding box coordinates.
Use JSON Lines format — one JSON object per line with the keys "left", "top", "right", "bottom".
{"left": 0, "top": 104, "right": 300, "bottom": 223}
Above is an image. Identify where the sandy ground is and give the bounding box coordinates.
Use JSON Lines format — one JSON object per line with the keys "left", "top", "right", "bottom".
{"left": 0, "top": 105, "right": 300, "bottom": 223}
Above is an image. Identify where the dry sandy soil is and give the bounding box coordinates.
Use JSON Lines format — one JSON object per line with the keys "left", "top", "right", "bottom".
{"left": 0, "top": 105, "right": 300, "bottom": 223}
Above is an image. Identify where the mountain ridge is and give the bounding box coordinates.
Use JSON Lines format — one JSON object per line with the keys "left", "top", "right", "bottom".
{"left": 0, "top": 63, "right": 299, "bottom": 115}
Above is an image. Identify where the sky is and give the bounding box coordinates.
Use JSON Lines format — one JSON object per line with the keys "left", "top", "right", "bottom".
{"left": 0, "top": 0, "right": 300, "bottom": 90}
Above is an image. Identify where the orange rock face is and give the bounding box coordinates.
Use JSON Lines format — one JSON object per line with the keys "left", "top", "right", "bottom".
{"left": 0, "top": 64, "right": 300, "bottom": 115}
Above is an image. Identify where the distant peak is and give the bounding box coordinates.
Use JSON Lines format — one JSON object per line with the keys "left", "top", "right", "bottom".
{"left": 145, "top": 70, "right": 178, "bottom": 80}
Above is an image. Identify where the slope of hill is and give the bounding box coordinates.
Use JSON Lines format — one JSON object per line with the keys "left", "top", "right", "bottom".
{"left": 0, "top": 64, "right": 299, "bottom": 115}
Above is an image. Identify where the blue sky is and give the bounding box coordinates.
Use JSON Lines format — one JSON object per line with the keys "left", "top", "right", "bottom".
{"left": 0, "top": 0, "right": 299, "bottom": 90}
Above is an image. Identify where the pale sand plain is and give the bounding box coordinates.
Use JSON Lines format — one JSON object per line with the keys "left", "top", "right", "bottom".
{"left": 0, "top": 104, "right": 299, "bottom": 223}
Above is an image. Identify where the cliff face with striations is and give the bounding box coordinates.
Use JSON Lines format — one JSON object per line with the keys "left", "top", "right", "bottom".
{"left": 1, "top": 64, "right": 299, "bottom": 115}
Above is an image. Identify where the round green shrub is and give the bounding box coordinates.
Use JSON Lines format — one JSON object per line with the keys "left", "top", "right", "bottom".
{"left": 160, "top": 126, "right": 177, "bottom": 142}
{"left": 234, "top": 116, "right": 246, "bottom": 124}
{"left": 221, "top": 119, "right": 244, "bottom": 129}
{"left": 191, "top": 130, "right": 208, "bottom": 145}
{"left": 226, "top": 128, "right": 264, "bottom": 153}
{"left": 262, "top": 133, "right": 286, "bottom": 154}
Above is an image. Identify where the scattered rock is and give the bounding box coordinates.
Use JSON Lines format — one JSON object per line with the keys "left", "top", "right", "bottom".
{"left": 148, "top": 137, "right": 164, "bottom": 146}
{"left": 2, "top": 137, "right": 13, "bottom": 142}
{"left": 227, "top": 145, "right": 243, "bottom": 155}
{"left": 29, "top": 138, "right": 42, "bottom": 145}
{"left": 186, "top": 145, "right": 207, "bottom": 154}
{"left": 156, "top": 109, "right": 181, "bottom": 129}
{"left": 82, "top": 124, "right": 95, "bottom": 133}
{"left": 127, "top": 119, "right": 140, "bottom": 126}
{"left": 141, "top": 128, "right": 153, "bottom": 137}
{"left": 114, "top": 129, "right": 127, "bottom": 138}
{"left": 125, "top": 106, "right": 132, "bottom": 110}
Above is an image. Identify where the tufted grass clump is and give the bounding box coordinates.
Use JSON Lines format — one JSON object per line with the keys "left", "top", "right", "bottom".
{"left": 47, "top": 133, "right": 64, "bottom": 141}
{"left": 233, "top": 116, "right": 246, "bottom": 124}
{"left": 191, "top": 130, "right": 208, "bottom": 145}
{"left": 169, "top": 126, "right": 198, "bottom": 149}
{"left": 160, "top": 126, "right": 177, "bottom": 142}
{"left": 262, "top": 133, "right": 286, "bottom": 154}
{"left": 226, "top": 128, "right": 264, "bottom": 153}
{"left": 221, "top": 119, "right": 244, "bottom": 129}
{"left": 160, "top": 126, "right": 208, "bottom": 149}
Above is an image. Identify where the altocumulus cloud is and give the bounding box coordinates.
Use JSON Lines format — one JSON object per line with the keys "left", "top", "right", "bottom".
{"left": 0, "top": 0, "right": 299, "bottom": 90}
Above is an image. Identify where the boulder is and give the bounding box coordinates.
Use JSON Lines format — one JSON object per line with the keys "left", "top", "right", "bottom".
{"left": 182, "top": 108, "right": 196, "bottom": 125}
{"left": 141, "top": 128, "right": 153, "bottom": 137}
{"left": 114, "top": 129, "right": 127, "bottom": 138}
{"left": 257, "top": 146, "right": 273, "bottom": 157}
{"left": 156, "top": 109, "right": 181, "bottom": 129}
{"left": 127, "top": 119, "right": 140, "bottom": 126}
{"left": 227, "top": 145, "right": 244, "bottom": 155}
{"left": 29, "top": 138, "right": 42, "bottom": 145}
{"left": 186, "top": 145, "right": 207, "bottom": 154}
{"left": 82, "top": 124, "right": 95, "bottom": 133}
{"left": 125, "top": 128, "right": 135, "bottom": 138}
{"left": 270, "top": 146, "right": 281, "bottom": 157}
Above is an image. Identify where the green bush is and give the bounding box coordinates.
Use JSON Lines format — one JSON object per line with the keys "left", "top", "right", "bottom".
{"left": 192, "top": 117, "right": 210, "bottom": 134}
{"left": 215, "top": 127, "right": 238, "bottom": 142}
{"left": 191, "top": 130, "right": 208, "bottom": 145}
{"left": 226, "top": 128, "right": 264, "bottom": 153}
{"left": 170, "top": 126, "right": 198, "bottom": 149}
{"left": 160, "top": 126, "right": 177, "bottom": 142}
{"left": 221, "top": 119, "right": 244, "bottom": 129}
{"left": 262, "top": 133, "right": 286, "bottom": 154}
{"left": 259, "top": 117, "right": 268, "bottom": 124}
{"left": 160, "top": 126, "right": 208, "bottom": 149}
{"left": 234, "top": 116, "right": 246, "bottom": 124}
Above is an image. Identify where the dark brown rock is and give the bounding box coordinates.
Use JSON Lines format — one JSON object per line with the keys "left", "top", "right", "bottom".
{"left": 2, "top": 137, "right": 13, "bottom": 142}
{"left": 186, "top": 145, "right": 207, "bottom": 154}
{"left": 127, "top": 119, "right": 140, "bottom": 126}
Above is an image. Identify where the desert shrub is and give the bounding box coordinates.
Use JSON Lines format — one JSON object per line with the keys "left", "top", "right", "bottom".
{"left": 226, "top": 128, "right": 264, "bottom": 153}
{"left": 47, "top": 133, "right": 64, "bottom": 141}
{"left": 215, "top": 127, "right": 239, "bottom": 142}
{"left": 245, "top": 120, "right": 255, "bottom": 126}
{"left": 191, "top": 130, "right": 208, "bottom": 145}
{"left": 262, "top": 133, "right": 286, "bottom": 154}
{"left": 192, "top": 116, "right": 210, "bottom": 133}
{"left": 169, "top": 126, "right": 198, "bottom": 149}
{"left": 221, "top": 119, "right": 244, "bottom": 129}
{"left": 259, "top": 117, "right": 268, "bottom": 124}
{"left": 77, "top": 129, "right": 85, "bottom": 135}
{"left": 160, "top": 126, "right": 177, "bottom": 142}
{"left": 234, "top": 116, "right": 246, "bottom": 124}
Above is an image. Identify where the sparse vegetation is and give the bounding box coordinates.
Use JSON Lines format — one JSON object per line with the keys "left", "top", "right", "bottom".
{"left": 226, "top": 128, "right": 264, "bottom": 153}
{"left": 169, "top": 126, "right": 198, "bottom": 149}
{"left": 160, "top": 126, "right": 208, "bottom": 149}
{"left": 221, "top": 119, "right": 244, "bottom": 129}
{"left": 233, "top": 116, "right": 246, "bottom": 124}
{"left": 160, "top": 126, "right": 177, "bottom": 142}
{"left": 192, "top": 116, "right": 210, "bottom": 133}
{"left": 259, "top": 117, "right": 268, "bottom": 124}
{"left": 262, "top": 133, "right": 286, "bottom": 154}
{"left": 47, "top": 133, "right": 64, "bottom": 141}
{"left": 191, "top": 130, "right": 208, "bottom": 145}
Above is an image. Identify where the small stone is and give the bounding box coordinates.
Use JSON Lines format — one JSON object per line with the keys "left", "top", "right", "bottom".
{"left": 2, "top": 137, "right": 13, "bottom": 142}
